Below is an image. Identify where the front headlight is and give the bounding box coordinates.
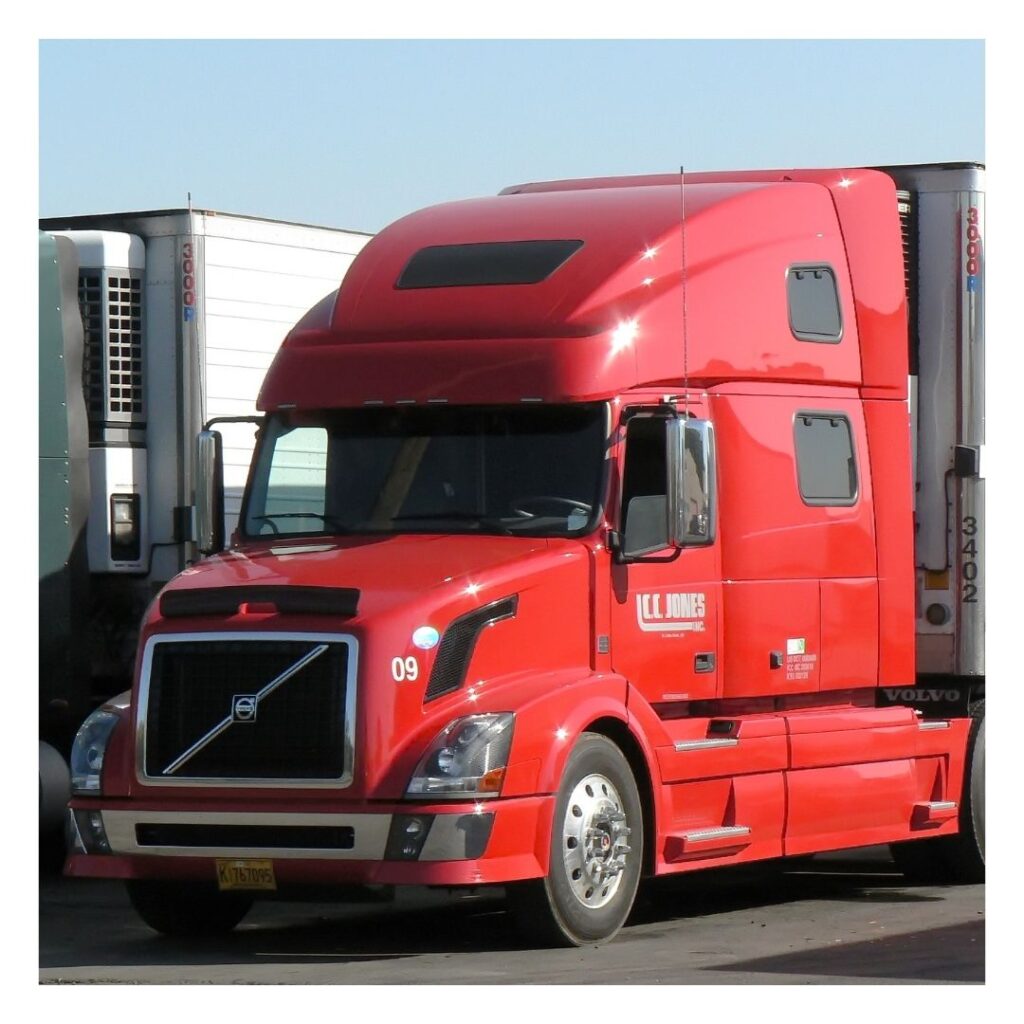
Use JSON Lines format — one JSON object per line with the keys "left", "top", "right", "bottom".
{"left": 406, "top": 713, "right": 515, "bottom": 799}
{"left": 70, "top": 708, "right": 120, "bottom": 795}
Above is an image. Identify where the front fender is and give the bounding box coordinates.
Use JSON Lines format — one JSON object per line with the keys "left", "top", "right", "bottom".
{"left": 497, "top": 671, "right": 645, "bottom": 796}
{"left": 498, "top": 670, "right": 664, "bottom": 877}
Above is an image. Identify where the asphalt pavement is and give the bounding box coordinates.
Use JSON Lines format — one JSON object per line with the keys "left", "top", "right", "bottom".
{"left": 38, "top": 846, "right": 984, "bottom": 984}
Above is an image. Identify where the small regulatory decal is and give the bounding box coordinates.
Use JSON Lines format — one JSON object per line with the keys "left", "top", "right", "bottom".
{"left": 635, "top": 591, "right": 706, "bottom": 633}
{"left": 785, "top": 638, "right": 817, "bottom": 681}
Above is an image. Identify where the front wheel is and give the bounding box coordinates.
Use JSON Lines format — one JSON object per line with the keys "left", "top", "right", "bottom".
{"left": 126, "top": 880, "right": 254, "bottom": 937}
{"left": 508, "top": 733, "right": 643, "bottom": 946}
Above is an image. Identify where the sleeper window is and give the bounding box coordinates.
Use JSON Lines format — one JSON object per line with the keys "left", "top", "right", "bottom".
{"left": 794, "top": 413, "right": 857, "bottom": 505}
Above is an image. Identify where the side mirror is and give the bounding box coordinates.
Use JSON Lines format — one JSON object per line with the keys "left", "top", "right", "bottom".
{"left": 668, "top": 417, "right": 715, "bottom": 547}
{"left": 195, "top": 430, "right": 225, "bottom": 554}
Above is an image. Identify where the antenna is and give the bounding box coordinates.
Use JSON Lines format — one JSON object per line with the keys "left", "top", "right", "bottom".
{"left": 679, "top": 165, "right": 689, "bottom": 418}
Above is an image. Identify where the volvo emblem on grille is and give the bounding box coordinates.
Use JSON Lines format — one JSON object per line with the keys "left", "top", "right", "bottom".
{"left": 232, "top": 695, "right": 258, "bottom": 722}
{"left": 159, "top": 642, "right": 331, "bottom": 776}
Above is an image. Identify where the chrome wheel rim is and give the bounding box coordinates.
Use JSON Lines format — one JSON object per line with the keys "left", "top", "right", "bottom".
{"left": 561, "top": 772, "right": 633, "bottom": 909}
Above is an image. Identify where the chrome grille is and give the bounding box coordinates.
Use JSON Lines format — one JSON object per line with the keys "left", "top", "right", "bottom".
{"left": 140, "top": 634, "right": 355, "bottom": 786}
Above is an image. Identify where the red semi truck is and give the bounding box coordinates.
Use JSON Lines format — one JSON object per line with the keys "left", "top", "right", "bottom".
{"left": 65, "top": 163, "right": 985, "bottom": 946}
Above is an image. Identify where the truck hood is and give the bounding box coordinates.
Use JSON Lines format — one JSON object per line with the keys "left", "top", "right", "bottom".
{"left": 140, "top": 533, "right": 594, "bottom": 799}
{"left": 155, "top": 533, "right": 571, "bottom": 623}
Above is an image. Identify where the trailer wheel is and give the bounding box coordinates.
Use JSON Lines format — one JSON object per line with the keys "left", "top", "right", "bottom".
{"left": 891, "top": 699, "right": 985, "bottom": 884}
{"left": 508, "top": 733, "right": 643, "bottom": 947}
{"left": 126, "top": 880, "right": 253, "bottom": 937}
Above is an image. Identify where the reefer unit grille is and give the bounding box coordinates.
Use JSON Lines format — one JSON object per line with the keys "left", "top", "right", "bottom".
{"left": 77, "top": 269, "right": 143, "bottom": 438}
{"left": 896, "top": 190, "right": 919, "bottom": 373}
{"left": 77, "top": 273, "right": 104, "bottom": 425}
{"left": 107, "top": 275, "right": 143, "bottom": 415}
{"left": 143, "top": 637, "right": 351, "bottom": 783}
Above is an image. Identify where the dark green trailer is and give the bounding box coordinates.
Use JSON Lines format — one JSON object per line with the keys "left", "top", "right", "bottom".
{"left": 39, "top": 231, "right": 90, "bottom": 834}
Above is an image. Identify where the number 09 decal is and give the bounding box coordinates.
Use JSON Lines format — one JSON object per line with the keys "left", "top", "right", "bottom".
{"left": 392, "top": 656, "right": 420, "bottom": 682}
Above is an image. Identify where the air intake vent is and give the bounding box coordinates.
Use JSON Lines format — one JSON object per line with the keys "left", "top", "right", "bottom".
{"left": 896, "top": 190, "right": 919, "bottom": 374}
{"left": 135, "top": 823, "right": 356, "bottom": 850}
{"left": 424, "top": 596, "right": 518, "bottom": 701}
{"left": 77, "top": 268, "right": 144, "bottom": 439}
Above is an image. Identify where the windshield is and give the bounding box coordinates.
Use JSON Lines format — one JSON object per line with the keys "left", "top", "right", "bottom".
{"left": 241, "top": 404, "right": 608, "bottom": 539}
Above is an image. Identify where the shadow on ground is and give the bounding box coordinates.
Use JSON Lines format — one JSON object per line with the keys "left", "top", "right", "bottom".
{"left": 629, "top": 851, "right": 945, "bottom": 929}
{"left": 706, "top": 920, "right": 983, "bottom": 982}
{"left": 41, "top": 847, "right": 981, "bottom": 979}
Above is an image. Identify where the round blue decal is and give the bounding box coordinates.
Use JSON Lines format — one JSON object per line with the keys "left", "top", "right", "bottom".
{"left": 412, "top": 626, "right": 440, "bottom": 650}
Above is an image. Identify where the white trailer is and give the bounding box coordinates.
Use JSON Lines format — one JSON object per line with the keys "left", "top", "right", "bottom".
{"left": 882, "top": 164, "right": 985, "bottom": 684}
{"left": 39, "top": 209, "right": 371, "bottom": 685}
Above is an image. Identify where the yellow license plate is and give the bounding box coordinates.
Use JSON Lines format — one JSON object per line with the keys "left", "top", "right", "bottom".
{"left": 216, "top": 858, "right": 277, "bottom": 891}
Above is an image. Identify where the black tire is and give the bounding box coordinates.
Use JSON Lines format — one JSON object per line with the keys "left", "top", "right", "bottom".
{"left": 508, "top": 733, "right": 643, "bottom": 947}
{"left": 891, "top": 699, "right": 985, "bottom": 884}
{"left": 126, "top": 880, "right": 254, "bottom": 937}
{"left": 39, "top": 822, "right": 67, "bottom": 875}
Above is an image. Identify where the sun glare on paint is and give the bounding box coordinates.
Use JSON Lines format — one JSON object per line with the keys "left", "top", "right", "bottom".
{"left": 611, "top": 318, "right": 640, "bottom": 354}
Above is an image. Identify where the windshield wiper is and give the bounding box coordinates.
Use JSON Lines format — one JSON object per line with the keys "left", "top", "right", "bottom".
{"left": 250, "top": 512, "right": 353, "bottom": 535}
{"left": 386, "top": 512, "right": 517, "bottom": 535}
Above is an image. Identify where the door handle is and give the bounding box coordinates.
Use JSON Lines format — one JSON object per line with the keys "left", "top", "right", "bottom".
{"left": 695, "top": 652, "right": 716, "bottom": 674}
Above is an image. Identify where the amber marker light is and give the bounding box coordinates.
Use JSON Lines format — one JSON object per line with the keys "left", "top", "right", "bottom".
{"left": 478, "top": 768, "right": 506, "bottom": 793}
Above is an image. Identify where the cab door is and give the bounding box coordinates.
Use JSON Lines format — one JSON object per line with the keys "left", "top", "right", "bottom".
{"left": 609, "top": 401, "right": 721, "bottom": 709}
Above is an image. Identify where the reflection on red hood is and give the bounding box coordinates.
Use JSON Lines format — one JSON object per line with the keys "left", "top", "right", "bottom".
{"left": 162, "top": 533, "right": 564, "bottom": 620}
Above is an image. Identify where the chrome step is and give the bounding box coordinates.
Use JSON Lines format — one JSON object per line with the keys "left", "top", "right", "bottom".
{"left": 681, "top": 825, "right": 751, "bottom": 843}
{"left": 674, "top": 738, "right": 739, "bottom": 752}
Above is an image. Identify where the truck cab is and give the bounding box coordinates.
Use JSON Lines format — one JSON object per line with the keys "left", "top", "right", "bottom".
{"left": 65, "top": 165, "right": 985, "bottom": 946}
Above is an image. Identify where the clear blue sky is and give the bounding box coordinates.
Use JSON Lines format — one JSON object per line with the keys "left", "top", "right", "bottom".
{"left": 39, "top": 39, "right": 983, "bottom": 233}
